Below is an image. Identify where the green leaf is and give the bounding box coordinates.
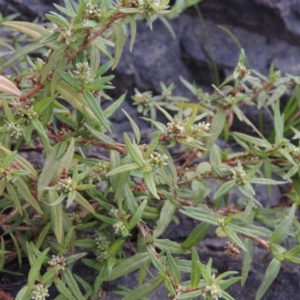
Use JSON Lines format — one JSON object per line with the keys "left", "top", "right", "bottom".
{"left": 269, "top": 203, "right": 296, "bottom": 244}
{"left": 249, "top": 178, "right": 286, "bottom": 185}
{"left": 106, "top": 163, "right": 140, "bottom": 176}
{"left": 167, "top": 251, "right": 180, "bottom": 284}
{"left": 128, "top": 15, "right": 137, "bottom": 52}
{"left": 128, "top": 199, "right": 147, "bottom": 229}
{"left": 104, "top": 93, "right": 126, "bottom": 118}
{"left": 37, "top": 138, "right": 74, "bottom": 199}
{"left": 84, "top": 123, "right": 116, "bottom": 147}
{"left": 56, "top": 82, "right": 96, "bottom": 119}
{"left": 153, "top": 239, "right": 189, "bottom": 254}
{"left": 46, "top": 11, "right": 70, "bottom": 28}
{"left": 233, "top": 132, "right": 272, "bottom": 149}
{"left": 153, "top": 200, "right": 177, "bottom": 238}
{"left": 144, "top": 172, "right": 159, "bottom": 199}
{"left": 102, "top": 252, "right": 149, "bottom": 280}
{"left": 182, "top": 222, "right": 211, "bottom": 249}
{"left": 83, "top": 91, "right": 111, "bottom": 132}
{"left": 90, "top": 43, "right": 100, "bottom": 78}
{"left": 112, "top": 22, "right": 126, "bottom": 69}
{"left": 28, "top": 247, "right": 50, "bottom": 287}
{"left": 122, "top": 109, "right": 141, "bottom": 143}
{"left": 31, "top": 118, "right": 51, "bottom": 151}
{"left": 57, "top": 70, "right": 82, "bottom": 91}
{"left": 2, "top": 97, "right": 15, "bottom": 121}
{"left": 147, "top": 248, "right": 165, "bottom": 274}
{"left": 241, "top": 238, "right": 254, "bottom": 286}
{"left": 122, "top": 276, "right": 165, "bottom": 300}
{"left": 255, "top": 258, "right": 281, "bottom": 300}
{"left": 15, "top": 286, "right": 31, "bottom": 300}
{"left": 205, "top": 108, "right": 226, "bottom": 150}
{"left": 14, "top": 178, "right": 43, "bottom": 214}
{"left": 75, "top": 191, "right": 95, "bottom": 214}
{"left": 191, "top": 248, "right": 201, "bottom": 289}
{"left": 48, "top": 190, "right": 63, "bottom": 243}
{"left": 54, "top": 277, "right": 77, "bottom": 300}
{"left": 214, "top": 180, "right": 236, "bottom": 200}
{"left": 42, "top": 266, "right": 63, "bottom": 283}
{"left": 2, "top": 21, "right": 51, "bottom": 38}
{"left": 123, "top": 133, "right": 145, "bottom": 167}
{"left": 62, "top": 268, "right": 86, "bottom": 300}
{"left": 223, "top": 226, "right": 247, "bottom": 251}
{"left": 41, "top": 47, "right": 65, "bottom": 82}
{"left": 273, "top": 100, "right": 284, "bottom": 143}
{"left": 0, "top": 41, "right": 44, "bottom": 72}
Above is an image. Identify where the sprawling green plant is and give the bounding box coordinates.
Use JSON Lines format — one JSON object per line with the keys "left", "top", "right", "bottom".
{"left": 1, "top": 1, "right": 300, "bottom": 299}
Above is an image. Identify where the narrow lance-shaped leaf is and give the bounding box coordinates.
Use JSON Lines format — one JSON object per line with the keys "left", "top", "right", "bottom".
{"left": 153, "top": 239, "right": 189, "bottom": 254}
{"left": 83, "top": 91, "right": 111, "bottom": 132}
{"left": 123, "top": 276, "right": 165, "bottom": 300}
{"left": 128, "top": 199, "right": 147, "bottom": 229}
{"left": 112, "top": 22, "right": 126, "bottom": 69}
{"left": 144, "top": 171, "right": 159, "bottom": 199}
{"left": 269, "top": 203, "right": 296, "bottom": 244}
{"left": 54, "top": 277, "right": 77, "bottom": 300}
{"left": 2, "top": 21, "right": 51, "bottom": 39}
{"left": 182, "top": 222, "right": 211, "bottom": 249}
{"left": 255, "top": 258, "right": 281, "bottom": 300}
{"left": 153, "top": 199, "right": 177, "bottom": 238}
{"left": 0, "top": 76, "right": 21, "bottom": 96}
{"left": 28, "top": 247, "right": 50, "bottom": 287}
{"left": 101, "top": 252, "right": 149, "bottom": 280}
{"left": 128, "top": 15, "right": 137, "bottom": 52}
{"left": 122, "top": 109, "right": 141, "bottom": 143}
{"left": 123, "top": 132, "right": 145, "bottom": 167}
{"left": 191, "top": 248, "right": 201, "bottom": 289}
{"left": 147, "top": 247, "right": 165, "bottom": 274}
{"left": 48, "top": 190, "right": 63, "bottom": 243}
{"left": 241, "top": 238, "right": 254, "bottom": 286}
{"left": 14, "top": 178, "right": 43, "bottom": 214}
{"left": 205, "top": 108, "right": 225, "bottom": 151}
{"left": 167, "top": 251, "right": 180, "bottom": 284}
{"left": 62, "top": 268, "right": 86, "bottom": 300}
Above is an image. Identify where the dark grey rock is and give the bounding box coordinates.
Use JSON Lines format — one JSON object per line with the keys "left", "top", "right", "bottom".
{"left": 0, "top": 0, "right": 63, "bottom": 21}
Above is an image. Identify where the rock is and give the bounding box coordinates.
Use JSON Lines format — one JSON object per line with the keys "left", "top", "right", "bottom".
{"left": 0, "top": 0, "right": 63, "bottom": 21}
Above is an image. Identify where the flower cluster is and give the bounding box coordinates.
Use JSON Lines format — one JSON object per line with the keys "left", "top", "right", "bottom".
{"left": 233, "top": 63, "right": 250, "bottom": 81}
{"left": 88, "top": 160, "right": 110, "bottom": 183}
{"left": 52, "top": 24, "right": 77, "bottom": 46}
{"left": 202, "top": 282, "right": 222, "bottom": 300}
{"left": 113, "top": 221, "right": 130, "bottom": 237}
{"left": 56, "top": 177, "right": 73, "bottom": 193}
{"left": 147, "top": 152, "right": 168, "bottom": 168}
{"left": 149, "top": 151, "right": 168, "bottom": 168}
{"left": 47, "top": 255, "right": 66, "bottom": 270}
{"left": 19, "top": 109, "right": 38, "bottom": 121}
{"left": 168, "top": 285, "right": 189, "bottom": 300}
{"left": 10, "top": 98, "right": 32, "bottom": 116}
{"left": 166, "top": 119, "right": 185, "bottom": 139}
{"left": 230, "top": 166, "right": 247, "bottom": 186}
{"left": 121, "top": 0, "right": 161, "bottom": 13}
{"left": 132, "top": 91, "right": 153, "bottom": 108}
{"left": 286, "top": 145, "right": 300, "bottom": 156}
{"left": 190, "top": 121, "right": 210, "bottom": 137}
{"left": 31, "top": 284, "right": 50, "bottom": 300}
{"left": 67, "top": 212, "right": 82, "bottom": 227}
{"left": 84, "top": 0, "right": 102, "bottom": 21}
{"left": 95, "top": 236, "right": 110, "bottom": 262}
{"left": 5, "top": 122, "right": 22, "bottom": 139}
{"left": 225, "top": 240, "right": 240, "bottom": 258}
{"left": 72, "top": 62, "right": 92, "bottom": 83}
